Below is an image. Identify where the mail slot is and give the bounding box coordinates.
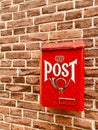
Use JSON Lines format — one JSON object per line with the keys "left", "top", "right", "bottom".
{"left": 40, "top": 41, "right": 85, "bottom": 111}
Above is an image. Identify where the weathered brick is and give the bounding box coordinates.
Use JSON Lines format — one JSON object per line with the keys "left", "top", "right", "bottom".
{"left": 0, "top": 122, "right": 10, "bottom": 130}
{"left": 32, "top": 51, "right": 40, "bottom": 59}
{"left": 75, "top": 0, "right": 93, "bottom": 8}
{"left": 95, "top": 58, "right": 98, "bottom": 66}
{"left": 0, "top": 36, "right": 19, "bottom": 44}
{"left": 33, "top": 85, "right": 40, "bottom": 94}
{"left": 50, "top": 30, "right": 82, "bottom": 40}
{"left": 1, "top": 76, "right": 11, "bottom": 83}
{"left": 48, "top": 0, "right": 69, "bottom": 4}
{"left": 14, "top": 28, "right": 25, "bottom": 35}
{"left": 84, "top": 28, "right": 98, "bottom": 38}
{"left": 95, "top": 80, "right": 98, "bottom": 89}
{"left": 85, "top": 58, "right": 94, "bottom": 67}
{"left": 0, "top": 69, "right": 16, "bottom": 76}
{"left": 11, "top": 93, "right": 23, "bottom": 100}
{"left": 1, "top": 0, "right": 11, "bottom": 7}
{"left": 6, "top": 84, "right": 31, "bottom": 92}
{"left": 6, "top": 52, "right": 31, "bottom": 59}
{"left": 95, "top": 122, "right": 98, "bottom": 129}
{"left": 21, "top": 33, "right": 48, "bottom": 42}
{"left": 34, "top": 13, "right": 64, "bottom": 25}
{"left": 75, "top": 19, "right": 92, "bottom": 28}
{"left": 74, "top": 118, "right": 92, "bottom": 129}
{"left": 85, "top": 49, "right": 98, "bottom": 57}
{"left": 7, "top": 19, "right": 32, "bottom": 28}
{"left": 13, "top": 61, "right": 25, "bottom": 67}
{"left": 26, "top": 43, "right": 40, "bottom": 50}
{"left": 0, "top": 91, "right": 9, "bottom": 98}
{"left": 13, "top": 44, "right": 25, "bottom": 51}
{"left": 85, "top": 79, "right": 94, "bottom": 88}
{"left": 1, "top": 29, "right": 12, "bottom": 36}
{"left": 85, "top": 110, "right": 98, "bottom": 120}
{"left": 66, "top": 10, "right": 82, "bottom": 20}
{"left": 1, "top": 45, "right": 11, "bottom": 51}
{"left": 94, "top": 18, "right": 98, "bottom": 27}
{"left": 85, "top": 100, "right": 93, "bottom": 109}
{"left": 25, "top": 94, "right": 38, "bottom": 102}
{"left": 58, "top": 2, "right": 73, "bottom": 11}
{"left": 27, "top": 26, "right": 39, "bottom": 33}
{"left": 0, "top": 22, "right": 5, "bottom": 29}
{"left": 40, "top": 23, "right": 56, "bottom": 32}
{"left": 27, "top": 60, "right": 39, "bottom": 67}
{"left": 20, "top": 0, "right": 46, "bottom": 11}
{"left": 85, "top": 68, "right": 98, "bottom": 77}
{"left": 95, "top": 0, "right": 98, "bottom": 5}
{"left": 55, "top": 115, "right": 72, "bottom": 125}
{"left": 57, "top": 21, "right": 73, "bottom": 30}
{"left": 27, "top": 9, "right": 40, "bottom": 17}
{"left": 1, "top": 13, "right": 12, "bottom": 21}
{"left": 84, "top": 7, "right": 98, "bottom": 17}
{"left": 33, "top": 120, "right": 63, "bottom": 130}
{"left": 13, "top": 0, "right": 24, "bottom": 4}
{"left": 26, "top": 76, "right": 39, "bottom": 85}
{"left": 11, "top": 124, "right": 23, "bottom": 130}
{"left": 0, "top": 107, "right": 9, "bottom": 115}
{"left": 19, "top": 69, "right": 40, "bottom": 76}
{"left": 13, "top": 12, "right": 26, "bottom": 20}
{"left": 85, "top": 89, "right": 98, "bottom": 100}
{"left": 39, "top": 113, "right": 53, "bottom": 122}
{"left": 5, "top": 116, "right": 31, "bottom": 126}
{"left": 10, "top": 108, "right": 22, "bottom": 116}
{"left": 0, "top": 99, "right": 16, "bottom": 107}
{"left": 42, "top": 5, "right": 56, "bottom": 14}
{"left": 23, "top": 110, "right": 37, "bottom": 119}
{"left": 13, "top": 77, "right": 25, "bottom": 83}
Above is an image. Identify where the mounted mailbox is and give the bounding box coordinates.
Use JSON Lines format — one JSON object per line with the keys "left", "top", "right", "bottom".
{"left": 40, "top": 41, "right": 85, "bottom": 111}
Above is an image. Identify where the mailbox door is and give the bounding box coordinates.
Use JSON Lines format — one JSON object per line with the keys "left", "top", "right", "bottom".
{"left": 40, "top": 42, "right": 85, "bottom": 111}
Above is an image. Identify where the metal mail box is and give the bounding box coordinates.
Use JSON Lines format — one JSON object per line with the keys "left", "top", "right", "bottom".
{"left": 40, "top": 41, "right": 85, "bottom": 111}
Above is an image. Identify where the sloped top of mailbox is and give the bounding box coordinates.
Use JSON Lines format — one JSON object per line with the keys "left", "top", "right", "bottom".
{"left": 41, "top": 41, "right": 85, "bottom": 50}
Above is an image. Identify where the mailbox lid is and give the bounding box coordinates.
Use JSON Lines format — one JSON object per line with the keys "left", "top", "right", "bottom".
{"left": 41, "top": 41, "right": 85, "bottom": 50}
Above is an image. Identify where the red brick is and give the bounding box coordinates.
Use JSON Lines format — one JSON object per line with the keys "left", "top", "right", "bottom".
{"left": 40, "top": 23, "right": 56, "bottom": 32}
{"left": 0, "top": 84, "right": 5, "bottom": 91}
{"left": 0, "top": 36, "right": 19, "bottom": 44}
{"left": 74, "top": 118, "right": 92, "bottom": 129}
{"left": 0, "top": 54, "right": 4, "bottom": 59}
{"left": 58, "top": 2, "right": 73, "bottom": 11}
{"left": 33, "top": 120, "right": 63, "bottom": 130}
{"left": 85, "top": 100, "right": 93, "bottom": 109}
{"left": 0, "top": 99, "right": 16, "bottom": 107}
{"left": 27, "top": 60, "right": 39, "bottom": 67}
{"left": 13, "top": 44, "right": 25, "bottom": 51}
{"left": 96, "top": 101, "right": 98, "bottom": 109}
{"left": 0, "top": 107, "right": 9, "bottom": 115}
{"left": 1, "top": 13, "right": 12, "bottom": 21}
{"left": 27, "top": 9, "right": 40, "bottom": 17}
{"left": 85, "top": 89, "right": 98, "bottom": 100}
{"left": 11, "top": 93, "right": 23, "bottom": 100}
{"left": 20, "top": 0, "right": 46, "bottom": 11}
{"left": 1, "top": 76, "right": 11, "bottom": 83}
{"left": 39, "top": 113, "right": 53, "bottom": 122}
{"left": 84, "top": 7, "right": 98, "bottom": 17}
{"left": 75, "top": 19, "right": 92, "bottom": 28}
{"left": 13, "top": 61, "right": 25, "bottom": 67}
{"left": 25, "top": 93, "right": 38, "bottom": 102}
{"left": 27, "top": 26, "right": 39, "bottom": 33}
{"left": 76, "top": 0, "right": 93, "bottom": 8}
{"left": 48, "top": 0, "right": 69, "bottom": 4}
{"left": 55, "top": 115, "right": 72, "bottom": 125}
{"left": 13, "top": 0, "right": 24, "bottom": 4}
{"left": 85, "top": 79, "right": 94, "bottom": 88}
{"left": 11, "top": 124, "right": 23, "bottom": 130}
{"left": 18, "top": 101, "right": 43, "bottom": 111}
{"left": 13, "top": 77, "right": 25, "bottom": 83}
{"left": 13, "top": 12, "right": 25, "bottom": 20}
{"left": 32, "top": 51, "right": 40, "bottom": 59}
{"left": 42, "top": 5, "right": 56, "bottom": 14}
{"left": 19, "top": 69, "right": 40, "bottom": 76}
{"left": 95, "top": 122, "right": 98, "bottom": 129}
{"left": 85, "top": 49, "right": 98, "bottom": 57}
{"left": 1, "top": 30, "right": 12, "bottom": 36}
{"left": 26, "top": 43, "right": 40, "bottom": 50}
{"left": 10, "top": 108, "right": 22, "bottom": 116}
{"left": 23, "top": 110, "right": 37, "bottom": 119}
{"left": 94, "top": 18, "right": 98, "bottom": 27}
{"left": 0, "top": 122, "right": 10, "bottom": 130}
{"left": 0, "top": 22, "right": 5, "bottom": 29}
{"left": 6, "top": 52, "right": 31, "bottom": 59}
{"left": 21, "top": 33, "right": 48, "bottom": 42}
{"left": 95, "top": 38, "right": 98, "bottom": 46}
{"left": 85, "top": 68, "right": 98, "bottom": 77}
{"left": 95, "top": 80, "right": 98, "bottom": 89}
{"left": 95, "top": 0, "right": 98, "bottom": 5}
{"left": 7, "top": 19, "right": 32, "bottom": 28}
{"left": 34, "top": 13, "right": 64, "bottom": 25}
{"left": 1, "top": 45, "right": 11, "bottom": 51}
{"left": 83, "top": 28, "right": 98, "bottom": 38}
{"left": 14, "top": 28, "right": 25, "bottom": 35}
{"left": 85, "top": 110, "right": 98, "bottom": 120}
{"left": 66, "top": 10, "right": 82, "bottom": 20}
{"left": 26, "top": 76, "right": 39, "bottom": 85}
{"left": 50, "top": 30, "right": 82, "bottom": 40}
{"left": 0, "top": 69, "right": 16, "bottom": 76}
{"left": 0, "top": 91, "right": 9, "bottom": 98}
{"left": 95, "top": 58, "right": 98, "bottom": 66}
{"left": 85, "top": 58, "right": 94, "bottom": 67}
{"left": 5, "top": 116, "right": 31, "bottom": 126}
{"left": 57, "top": 21, "right": 73, "bottom": 30}
{"left": 1, "top": 0, "right": 11, "bottom": 7}
{"left": 6, "top": 84, "right": 31, "bottom": 92}
{"left": 33, "top": 85, "right": 40, "bottom": 94}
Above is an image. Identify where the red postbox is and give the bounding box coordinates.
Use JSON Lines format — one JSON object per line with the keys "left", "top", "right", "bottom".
{"left": 40, "top": 41, "right": 85, "bottom": 111}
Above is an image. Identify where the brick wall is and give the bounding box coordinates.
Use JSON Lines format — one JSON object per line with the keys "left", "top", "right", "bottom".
{"left": 0, "top": 0, "right": 98, "bottom": 130}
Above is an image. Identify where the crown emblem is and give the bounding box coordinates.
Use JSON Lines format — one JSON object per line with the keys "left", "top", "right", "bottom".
{"left": 55, "top": 55, "right": 65, "bottom": 63}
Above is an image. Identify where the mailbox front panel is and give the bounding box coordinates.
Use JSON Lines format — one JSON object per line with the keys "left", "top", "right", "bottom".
{"left": 40, "top": 42, "right": 85, "bottom": 111}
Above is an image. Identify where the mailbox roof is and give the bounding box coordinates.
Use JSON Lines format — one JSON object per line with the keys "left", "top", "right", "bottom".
{"left": 41, "top": 41, "right": 85, "bottom": 50}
